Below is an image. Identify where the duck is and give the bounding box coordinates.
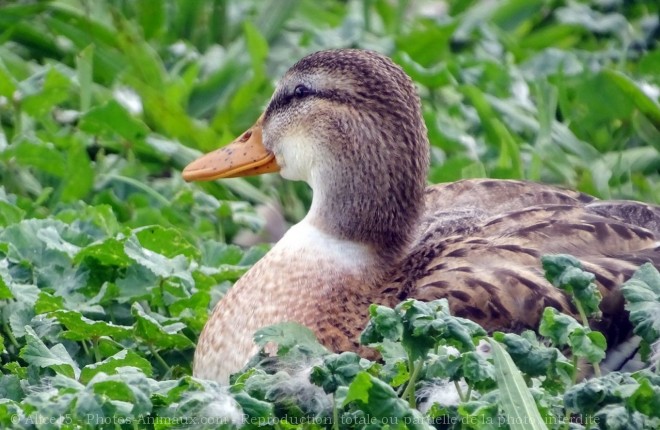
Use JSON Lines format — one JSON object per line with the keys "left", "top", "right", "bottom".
{"left": 183, "top": 49, "right": 660, "bottom": 384}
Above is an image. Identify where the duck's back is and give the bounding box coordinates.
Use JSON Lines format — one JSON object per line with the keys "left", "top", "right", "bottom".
{"left": 389, "top": 179, "right": 660, "bottom": 346}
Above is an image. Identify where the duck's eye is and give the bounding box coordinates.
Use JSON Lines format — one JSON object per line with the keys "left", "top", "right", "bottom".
{"left": 293, "top": 84, "right": 313, "bottom": 98}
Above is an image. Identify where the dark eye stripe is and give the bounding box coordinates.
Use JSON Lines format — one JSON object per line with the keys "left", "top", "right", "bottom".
{"left": 265, "top": 92, "right": 293, "bottom": 118}
{"left": 264, "top": 88, "right": 349, "bottom": 121}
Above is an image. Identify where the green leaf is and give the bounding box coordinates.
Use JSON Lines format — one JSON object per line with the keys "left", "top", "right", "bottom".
{"left": 77, "top": 44, "right": 93, "bottom": 112}
{"left": 123, "top": 235, "right": 194, "bottom": 286}
{"left": 0, "top": 219, "right": 90, "bottom": 287}
{"left": 360, "top": 304, "right": 403, "bottom": 344}
{"left": 311, "top": 352, "right": 371, "bottom": 393}
{"left": 96, "top": 336, "right": 125, "bottom": 358}
{"left": 399, "top": 299, "right": 485, "bottom": 361}
{"left": 5, "top": 288, "right": 37, "bottom": 338}
{"left": 253, "top": 321, "right": 327, "bottom": 357}
{"left": 132, "top": 302, "right": 194, "bottom": 350}
{"left": 115, "top": 264, "right": 159, "bottom": 302}
{"left": 456, "top": 399, "right": 501, "bottom": 430}
{"left": 540, "top": 306, "right": 605, "bottom": 365}
{"left": 243, "top": 21, "right": 268, "bottom": 79}
{"left": 628, "top": 377, "right": 660, "bottom": 418}
{"left": 602, "top": 69, "right": 660, "bottom": 131}
{"left": 199, "top": 240, "right": 245, "bottom": 266}
{"left": 538, "top": 307, "right": 582, "bottom": 346}
{"left": 461, "top": 85, "right": 523, "bottom": 178}
{"left": 79, "top": 100, "right": 149, "bottom": 141}
{"left": 489, "top": 339, "right": 546, "bottom": 430}
{"left": 569, "top": 328, "right": 606, "bottom": 364}
{"left": 136, "top": 0, "right": 165, "bottom": 40}
{"left": 424, "top": 346, "right": 463, "bottom": 381}
{"left": 2, "top": 362, "right": 27, "bottom": 380}
{"left": 0, "top": 275, "right": 12, "bottom": 300}
{"left": 113, "top": 12, "right": 166, "bottom": 88}
{"left": 57, "top": 203, "right": 122, "bottom": 237}
{"left": 564, "top": 372, "right": 638, "bottom": 415}
{"left": 622, "top": 263, "right": 660, "bottom": 344}
{"left": 0, "top": 375, "right": 23, "bottom": 401}
{"left": 387, "top": 360, "right": 411, "bottom": 388}
{"left": 75, "top": 237, "right": 132, "bottom": 267}
{"left": 87, "top": 366, "right": 154, "bottom": 417}
{"left": 555, "top": 4, "right": 628, "bottom": 35}
{"left": 595, "top": 404, "right": 646, "bottom": 430}
{"left": 0, "top": 399, "right": 25, "bottom": 429}
{"left": 397, "top": 52, "right": 451, "bottom": 89}
{"left": 6, "top": 139, "right": 67, "bottom": 177}
{"left": 80, "top": 349, "right": 153, "bottom": 385}
{"left": 21, "top": 66, "right": 71, "bottom": 116}
{"left": 60, "top": 139, "right": 94, "bottom": 202}
{"left": 134, "top": 225, "right": 199, "bottom": 260}
{"left": 0, "top": 60, "right": 18, "bottom": 98}
{"left": 37, "top": 224, "right": 81, "bottom": 257}
{"left": 542, "top": 254, "right": 602, "bottom": 318}
{"left": 34, "top": 291, "right": 64, "bottom": 313}
{"left": 493, "top": 331, "right": 559, "bottom": 377}
{"left": 50, "top": 309, "right": 132, "bottom": 341}
{"left": 19, "top": 326, "right": 80, "bottom": 379}
{"left": 462, "top": 351, "right": 496, "bottom": 391}
{"left": 343, "top": 371, "right": 430, "bottom": 430}
{"left": 0, "top": 201, "right": 25, "bottom": 227}
{"left": 232, "top": 391, "right": 275, "bottom": 424}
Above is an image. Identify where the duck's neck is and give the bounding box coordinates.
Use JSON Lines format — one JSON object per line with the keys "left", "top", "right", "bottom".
{"left": 305, "top": 161, "right": 426, "bottom": 265}
{"left": 275, "top": 218, "right": 379, "bottom": 272}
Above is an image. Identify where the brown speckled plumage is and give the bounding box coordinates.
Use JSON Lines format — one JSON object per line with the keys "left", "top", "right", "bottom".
{"left": 393, "top": 179, "right": 660, "bottom": 347}
{"left": 190, "top": 49, "right": 660, "bottom": 383}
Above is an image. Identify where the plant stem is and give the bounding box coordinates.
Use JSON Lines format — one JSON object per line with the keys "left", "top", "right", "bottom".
{"left": 81, "top": 338, "right": 91, "bottom": 358}
{"left": 574, "top": 301, "right": 589, "bottom": 328}
{"left": 3, "top": 323, "right": 20, "bottom": 350}
{"left": 149, "top": 344, "right": 171, "bottom": 374}
{"left": 584, "top": 418, "right": 591, "bottom": 430}
{"left": 12, "top": 100, "right": 22, "bottom": 136}
{"left": 332, "top": 394, "right": 340, "bottom": 430}
{"left": 453, "top": 380, "right": 465, "bottom": 403}
{"left": 102, "top": 173, "right": 170, "bottom": 206}
{"left": 562, "top": 408, "right": 571, "bottom": 430}
{"left": 158, "top": 278, "right": 169, "bottom": 317}
{"left": 402, "top": 357, "right": 422, "bottom": 408}
{"left": 363, "top": 0, "right": 372, "bottom": 32}
{"left": 574, "top": 301, "right": 602, "bottom": 378}
{"left": 395, "top": 0, "right": 410, "bottom": 35}
{"left": 91, "top": 338, "right": 102, "bottom": 362}
{"left": 571, "top": 355, "right": 578, "bottom": 386}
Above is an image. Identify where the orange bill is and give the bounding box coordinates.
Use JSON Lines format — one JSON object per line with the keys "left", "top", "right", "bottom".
{"left": 182, "top": 114, "right": 280, "bottom": 181}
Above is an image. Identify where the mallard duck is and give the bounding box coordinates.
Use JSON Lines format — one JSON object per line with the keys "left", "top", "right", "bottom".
{"left": 183, "top": 49, "right": 660, "bottom": 383}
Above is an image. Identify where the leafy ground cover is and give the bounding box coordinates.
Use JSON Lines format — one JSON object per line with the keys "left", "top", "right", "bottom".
{"left": 0, "top": 0, "right": 659, "bottom": 428}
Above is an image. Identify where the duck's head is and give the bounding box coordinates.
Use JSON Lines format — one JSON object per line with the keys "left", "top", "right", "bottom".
{"left": 184, "top": 49, "right": 429, "bottom": 263}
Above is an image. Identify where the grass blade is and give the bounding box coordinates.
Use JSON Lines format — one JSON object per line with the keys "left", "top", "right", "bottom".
{"left": 490, "top": 338, "right": 547, "bottom": 430}
{"left": 603, "top": 69, "right": 660, "bottom": 132}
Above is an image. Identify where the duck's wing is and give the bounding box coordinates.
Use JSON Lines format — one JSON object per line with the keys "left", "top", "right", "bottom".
{"left": 585, "top": 200, "right": 660, "bottom": 235}
{"left": 417, "top": 179, "right": 595, "bottom": 238}
{"left": 388, "top": 180, "right": 660, "bottom": 347}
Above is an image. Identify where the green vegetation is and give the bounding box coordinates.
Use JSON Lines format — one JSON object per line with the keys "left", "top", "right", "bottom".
{"left": 0, "top": 0, "right": 659, "bottom": 428}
